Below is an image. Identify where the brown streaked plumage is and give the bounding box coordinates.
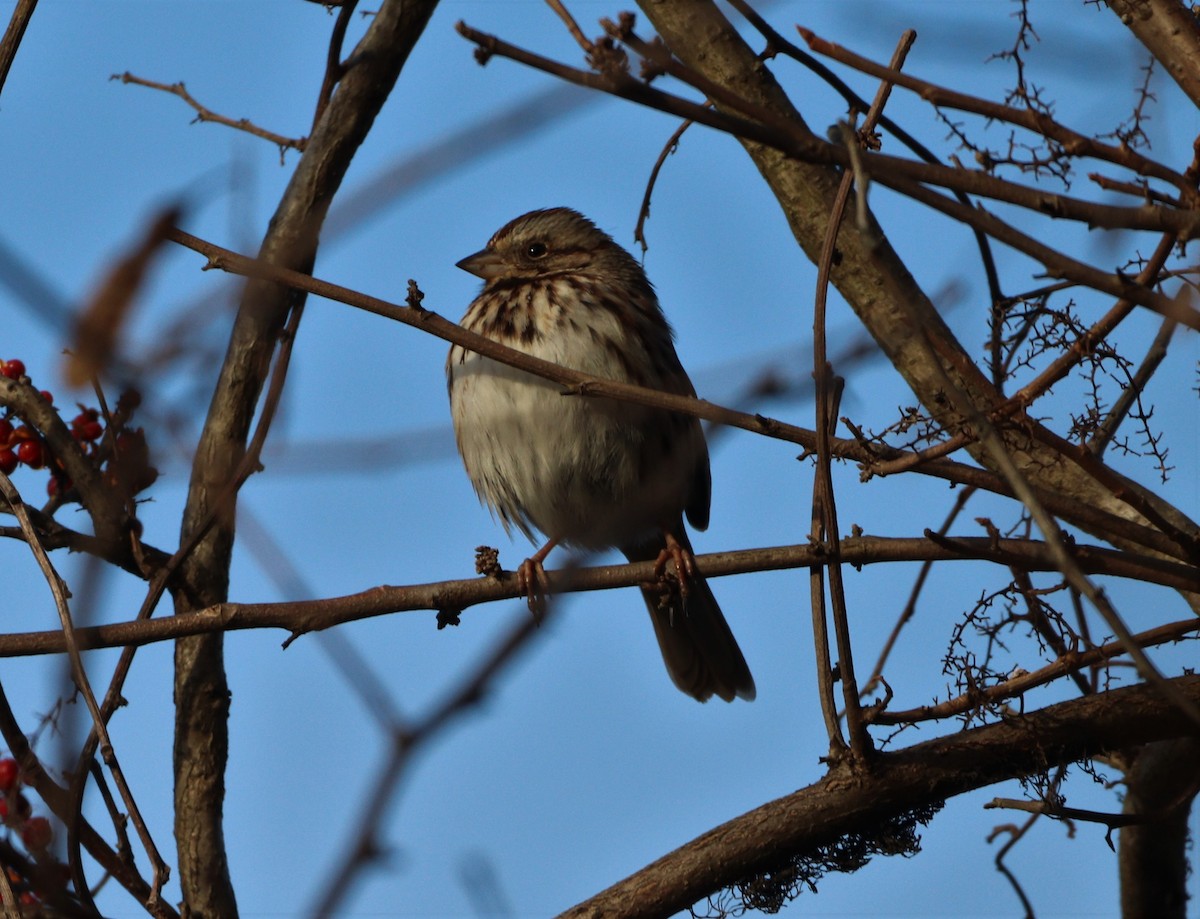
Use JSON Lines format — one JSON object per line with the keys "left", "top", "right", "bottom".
{"left": 446, "top": 208, "right": 754, "bottom": 703}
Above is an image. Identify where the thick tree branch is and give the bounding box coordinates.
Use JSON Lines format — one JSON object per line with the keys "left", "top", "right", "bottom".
{"left": 559, "top": 675, "right": 1200, "bottom": 919}
{"left": 1118, "top": 738, "right": 1200, "bottom": 918}
{"left": 1107, "top": 0, "right": 1200, "bottom": 109}
{"left": 632, "top": 0, "right": 1198, "bottom": 565}
{"left": 169, "top": 1, "right": 438, "bottom": 915}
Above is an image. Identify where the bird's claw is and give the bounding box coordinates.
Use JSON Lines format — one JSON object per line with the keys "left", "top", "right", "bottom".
{"left": 516, "top": 556, "right": 551, "bottom": 621}
{"left": 653, "top": 531, "right": 696, "bottom": 602}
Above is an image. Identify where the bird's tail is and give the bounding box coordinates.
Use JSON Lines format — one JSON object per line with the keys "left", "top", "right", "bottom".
{"left": 622, "top": 529, "right": 755, "bottom": 703}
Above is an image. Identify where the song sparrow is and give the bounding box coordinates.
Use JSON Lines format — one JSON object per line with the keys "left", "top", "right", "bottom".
{"left": 446, "top": 208, "right": 754, "bottom": 703}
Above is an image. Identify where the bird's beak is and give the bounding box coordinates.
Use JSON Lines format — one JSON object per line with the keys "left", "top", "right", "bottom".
{"left": 456, "top": 248, "right": 506, "bottom": 280}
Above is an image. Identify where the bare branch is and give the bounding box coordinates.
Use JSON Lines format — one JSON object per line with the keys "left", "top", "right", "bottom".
{"left": 797, "top": 25, "right": 1195, "bottom": 198}
{"left": 168, "top": 1, "right": 439, "bottom": 912}
{"left": 874, "top": 617, "right": 1200, "bottom": 725}
{"left": 112, "top": 72, "right": 307, "bottom": 155}
{"left": 560, "top": 676, "right": 1200, "bottom": 918}
{"left": 0, "top": 535, "right": 1191, "bottom": 659}
{"left": 0, "top": 475, "right": 170, "bottom": 905}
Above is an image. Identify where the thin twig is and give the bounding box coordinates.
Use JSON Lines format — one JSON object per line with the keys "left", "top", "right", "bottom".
{"left": 917, "top": 326, "right": 1200, "bottom": 728}
{"left": 312, "top": 0, "right": 359, "bottom": 131}
{"left": 308, "top": 608, "right": 548, "bottom": 918}
{"left": 986, "top": 764, "right": 1066, "bottom": 918}
{"left": 795, "top": 26, "right": 1194, "bottom": 198}
{"left": 113, "top": 72, "right": 307, "bottom": 155}
{"left": 0, "top": 474, "right": 170, "bottom": 911}
{"left": 811, "top": 28, "right": 916, "bottom": 761}
{"left": 726, "top": 0, "right": 1006, "bottom": 320}
{"left": 876, "top": 170, "right": 1200, "bottom": 332}
{"left": 1089, "top": 318, "right": 1176, "bottom": 457}
{"left": 0, "top": 676, "right": 176, "bottom": 917}
{"left": 455, "top": 20, "right": 1200, "bottom": 329}
{"left": 1008, "top": 232, "right": 1179, "bottom": 414}
{"left": 545, "top": 0, "right": 593, "bottom": 54}
{"left": 237, "top": 506, "right": 405, "bottom": 729}
{"left": 635, "top": 118, "right": 694, "bottom": 254}
{"left": 986, "top": 797, "right": 1151, "bottom": 828}
{"left": 1010, "top": 567, "right": 1093, "bottom": 697}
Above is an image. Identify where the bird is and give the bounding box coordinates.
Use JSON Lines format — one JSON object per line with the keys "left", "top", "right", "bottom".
{"left": 446, "top": 207, "right": 754, "bottom": 702}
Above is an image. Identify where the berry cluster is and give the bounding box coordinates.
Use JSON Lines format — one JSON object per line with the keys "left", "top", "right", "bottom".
{"left": 0, "top": 757, "right": 50, "bottom": 853}
{"left": 0, "top": 360, "right": 61, "bottom": 480}
{"left": 0, "top": 357, "right": 154, "bottom": 503}
{"left": 0, "top": 755, "right": 66, "bottom": 909}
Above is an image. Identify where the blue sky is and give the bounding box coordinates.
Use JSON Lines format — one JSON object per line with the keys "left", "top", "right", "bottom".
{"left": 1, "top": 1, "right": 1197, "bottom": 916}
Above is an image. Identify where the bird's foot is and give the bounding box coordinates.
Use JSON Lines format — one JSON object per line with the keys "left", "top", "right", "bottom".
{"left": 516, "top": 538, "right": 557, "bottom": 621}
{"left": 653, "top": 530, "right": 696, "bottom": 603}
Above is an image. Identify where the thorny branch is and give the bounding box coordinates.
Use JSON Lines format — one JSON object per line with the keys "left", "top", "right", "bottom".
{"left": 455, "top": 20, "right": 1200, "bottom": 332}
{"left": 872, "top": 616, "right": 1200, "bottom": 725}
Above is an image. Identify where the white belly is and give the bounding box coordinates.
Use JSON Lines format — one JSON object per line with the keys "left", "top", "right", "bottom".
{"left": 448, "top": 337, "right": 697, "bottom": 551}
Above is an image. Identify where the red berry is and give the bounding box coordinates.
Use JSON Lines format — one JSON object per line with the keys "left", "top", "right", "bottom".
{"left": 79, "top": 420, "right": 103, "bottom": 442}
{"left": 10, "top": 426, "right": 33, "bottom": 443}
{"left": 21, "top": 816, "right": 51, "bottom": 851}
{"left": 1, "top": 359, "right": 25, "bottom": 380}
{"left": 16, "top": 441, "right": 43, "bottom": 469}
{"left": 0, "top": 760, "right": 17, "bottom": 794}
{"left": 0, "top": 419, "right": 11, "bottom": 444}
{"left": 0, "top": 450, "right": 15, "bottom": 475}
{"left": 38, "top": 390, "right": 53, "bottom": 405}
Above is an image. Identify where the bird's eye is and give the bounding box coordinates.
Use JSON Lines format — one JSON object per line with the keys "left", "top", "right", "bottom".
{"left": 526, "top": 242, "right": 548, "bottom": 259}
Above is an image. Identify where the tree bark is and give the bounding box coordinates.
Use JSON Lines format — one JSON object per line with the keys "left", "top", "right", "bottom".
{"left": 1107, "top": 0, "right": 1200, "bottom": 109}
{"left": 562, "top": 676, "right": 1200, "bottom": 919}
{"left": 1118, "top": 738, "right": 1200, "bottom": 919}
{"left": 171, "top": 2, "right": 439, "bottom": 915}
{"left": 635, "top": 0, "right": 1199, "bottom": 553}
